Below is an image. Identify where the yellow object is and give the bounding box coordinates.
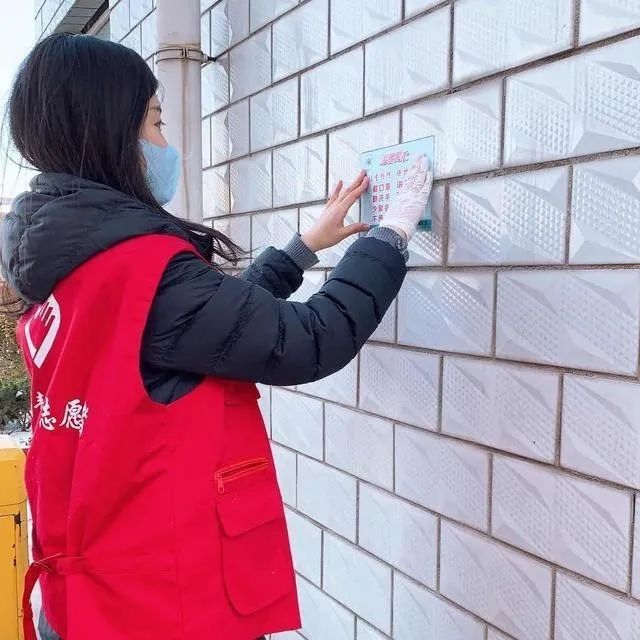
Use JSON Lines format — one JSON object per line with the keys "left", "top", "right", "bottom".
{"left": 0, "top": 436, "right": 28, "bottom": 640}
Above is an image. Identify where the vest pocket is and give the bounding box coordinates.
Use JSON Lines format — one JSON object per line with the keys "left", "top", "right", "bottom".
{"left": 217, "top": 480, "right": 295, "bottom": 615}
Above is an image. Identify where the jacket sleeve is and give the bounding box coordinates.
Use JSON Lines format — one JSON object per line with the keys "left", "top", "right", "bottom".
{"left": 142, "top": 237, "right": 406, "bottom": 386}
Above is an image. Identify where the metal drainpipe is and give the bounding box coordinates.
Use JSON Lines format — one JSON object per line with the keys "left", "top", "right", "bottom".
{"left": 154, "top": 0, "right": 204, "bottom": 223}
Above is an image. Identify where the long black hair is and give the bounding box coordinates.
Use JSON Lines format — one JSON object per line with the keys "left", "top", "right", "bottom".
{"left": 6, "top": 33, "right": 241, "bottom": 274}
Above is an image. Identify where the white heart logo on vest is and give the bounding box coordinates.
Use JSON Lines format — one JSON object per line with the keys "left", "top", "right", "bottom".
{"left": 25, "top": 294, "right": 61, "bottom": 369}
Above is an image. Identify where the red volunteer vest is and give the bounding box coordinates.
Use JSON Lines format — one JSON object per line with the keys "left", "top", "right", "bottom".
{"left": 17, "top": 234, "right": 300, "bottom": 640}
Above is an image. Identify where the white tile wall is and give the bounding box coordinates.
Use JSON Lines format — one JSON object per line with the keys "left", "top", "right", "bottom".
{"left": 299, "top": 357, "right": 358, "bottom": 406}
{"left": 212, "top": 99, "right": 250, "bottom": 164}
{"left": 229, "top": 30, "right": 272, "bottom": 101}
{"left": 251, "top": 209, "right": 298, "bottom": 252}
{"left": 440, "top": 523, "right": 553, "bottom": 640}
{"left": 393, "top": 574, "right": 485, "bottom": 640}
{"left": 356, "top": 620, "right": 388, "bottom": 640}
{"left": 395, "top": 426, "right": 489, "bottom": 529}
{"left": 492, "top": 456, "right": 632, "bottom": 589}
{"left": 212, "top": 215, "right": 251, "bottom": 266}
{"left": 359, "top": 345, "right": 440, "bottom": 429}
{"left": 285, "top": 508, "right": 322, "bottom": 585}
{"left": 273, "top": 136, "right": 327, "bottom": 206}
{"left": 271, "top": 388, "right": 324, "bottom": 459}
{"left": 288, "top": 269, "right": 326, "bottom": 303}
{"left": 448, "top": 168, "right": 569, "bottom": 265}
{"left": 369, "top": 303, "right": 396, "bottom": 343}
{"left": 299, "top": 205, "right": 358, "bottom": 268}
{"left": 398, "top": 272, "right": 495, "bottom": 355}
{"left": 407, "top": 186, "right": 446, "bottom": 266}
{"left": 496, "top": 270, "right": 640, "bottom": 374}
{"left": 487, "top": 630, "right": 511, "bottom": 640}
{"left": 272, "top": 443, "right": 296, "bottom": 507}
{"left": 301, "top": 49, "right": 364, "bottom": 135}
{"left": 129, "top": 0, "right": 151, "bottom": 27}
{"left": 110, "top": 0, "right": 130, "bottom": 41}
{"left": 324, "top": 533, "right": 392, "bottom": 632}
{"left": 555, "top": 573, "right": 640, "bottom": 640}
{"left": 202, "top": 165, "right": 230, "bottom": 218}
{"left": 210, "top": 0, "right": 250, "bottom": 57}
{"left": 250, "top": 0, "right": 298, "bottom": 32}
{"left": 562, "top": 375, "right": 640, "bottom": 488}
{"left": 250, "top": 79, "right": 299, "bottom": 152}
{"left": 324, "top": 405, "right": 394, "bottom": 489}
{"left": 359, "top": 484, "right": 438, "bottom": 587}
{"left": 453, "top": 0, "right": 573, "bottom": 83}
{"left": 202, "top": 60, "right": 230, "bottom": 116}
{"left": 442, "top": 358, "right": 558, "bottom": 462}
{"left": 230, "top": 151, "right": 272, "bottom": 213}
{"left": 140, "top": 11, "right": 156, "bottom": 59}
{"left": 504, "top": 37, "right": 640, "bottom": 165}
{"left": 402, "top": 81, "right": 502, "bottom": 179}
{"left": 202, "top": 117, "right": 211, "bottom": 168}
{"left": 365, "top": 9, "right": 450, "bottom": 113}
{"left": 580, "top": 0, "right": 640, "bottom": 44}
{"left": 297, "top": 577, "right": 355, "bottom": 640}
{"left": 634, "top": 502, "right": 640, "bottom": 599}
{"left": 272, "top": 0, "right": 329, "bottom": 82}
{"left": 297, "top": 457, "right": 357, "bottom": 540}
{"left": 570, "top": 156, "right": 640, "bottom": 264}
{"left": 404, "top": 0, "right": 445, "bottom": 17}
{"left": 330, "top": 0, "right": 401, "bottom": 53}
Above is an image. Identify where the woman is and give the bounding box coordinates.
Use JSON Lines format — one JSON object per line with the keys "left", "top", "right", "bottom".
{"left": 1, "top": 34, "right": 431, "bottom": 640}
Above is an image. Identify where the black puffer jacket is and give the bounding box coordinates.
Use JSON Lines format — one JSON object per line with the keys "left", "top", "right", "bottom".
{"left": 1, "top": 174, "right": 407, "bottom": 402}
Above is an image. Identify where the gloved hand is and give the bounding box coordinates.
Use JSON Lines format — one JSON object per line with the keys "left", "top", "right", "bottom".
{"left": 380, "top": 155, "right": 433, "bottom": 241}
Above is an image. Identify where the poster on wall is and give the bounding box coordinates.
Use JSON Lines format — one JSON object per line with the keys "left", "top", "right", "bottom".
{"left": 360, "top": 136, "right": 435, "bottom": 231}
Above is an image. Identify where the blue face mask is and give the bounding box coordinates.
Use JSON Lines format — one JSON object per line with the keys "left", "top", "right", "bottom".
{"left": 140, "top": 139, "right": 181, "bottom": 206}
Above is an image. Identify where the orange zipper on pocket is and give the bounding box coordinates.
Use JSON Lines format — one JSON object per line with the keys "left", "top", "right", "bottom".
{"left": 215, "top": 458, "right": 270, "bottom": 494}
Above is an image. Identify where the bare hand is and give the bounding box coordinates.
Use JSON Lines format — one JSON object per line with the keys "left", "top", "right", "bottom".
{"left": 301, "top": 171, "right": 370, "bottom": 253}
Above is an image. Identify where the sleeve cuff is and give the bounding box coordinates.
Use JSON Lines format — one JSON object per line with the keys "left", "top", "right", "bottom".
{"left": 367, "top": 227, "right": 410, "bottom": 263}
{"left": 283, "top": 233, "right": 320, "bottom": 271}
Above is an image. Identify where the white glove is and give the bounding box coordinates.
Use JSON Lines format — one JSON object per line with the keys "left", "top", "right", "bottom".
{"left": 380, "top": 155, "right": 433, "bottom": 242}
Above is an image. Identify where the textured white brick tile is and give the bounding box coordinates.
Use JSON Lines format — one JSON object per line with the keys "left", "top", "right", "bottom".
{"left": 201, "top": 11, "right": 210, "bottom": 57}
{"left": 297, "top": 577, "right": 355, "bottom": 640}
{"left": 324, "top": 405, "right": 393, "bottom": 490}
{"left": 493, "top": 457, "right": 632, "bottom": 589}
{"left": 299, "top": 357, "right": 358, "bottom": 406}
{"left": 359, "top": 345, "right": 439, "bottom": 429}
{"left": 301, "top": 50, "right": 364, "bottom": 135}
{"left": 370, "top": 304, "right": 395, "bottom": 343}
{"left": 298, "top": 457, "right": 357, "bottom": 540}
{"left": 402, "top": 81, "right": 502, "bottom": 179}
{"left": 230, "top": 151, "right": 272, "bottom": 213}
{"left": 202, "top": 165, "right": 230, "bottom": 218}
{"left": 562, "top": 376, "right": 640, "bottom": 488}
{"left": 504, "top": 38, "right": 640, "bottom": 165}
{"left": 329, "top": 112, "right": 399, "bottom": 190}
{"left": 210, "top": 0, "right": 250, "bottom": 57}
{"left": 407, "top": 187, "right": 446, "bottom": 266}
{"left": 129, "top": 0, "right": 151, "bottom": 27}
{"left": 440, "top": 523, "right": 552, "bottom": 640}
{"left": 250, "top": 0, "right": 298, "bottom": 32}
{"left": 250, "top": 79, "right": 299, "bottom": 152}
{"left": 140, "top": 11, "right": 156, "bottom": 59}
{"left": 202, "top": 117, "right": 211, "bottom": 168}
{"left": 110, "top": 0, "right": 129, "bottom": 41}
{"left": 271, "top": 633, "right": 303, "bottom": 640}
{"left": 202, "top": 59, "right": 229, "bottom": 116}
{"left": 365, "top": 9, "right": 450, "bottom": 113}
{"left": 396, "top": 426, "right": 489, "bottom": 529}
{"left": 398, "top": 272, "right": 495, "bottom": 355}
{"left": 299, "top": 205, "right": 358, "bottom": 268}
{"left": 449, "top": 168, "right": 569, "bottom": 265}
{"left": 229, "top": 30, "right": 271, "bottom": 101}
{"left": 287, "top": 269, "right": 326, "bottom": 303}
{"left": 580, "top": 0, "right": 640, "bottom": 44}
{"left": 404, "top": 0, "right": 442, "bottom": 17}
{"left": 273, "top": 136, "right": 327, "bottom": 206}
{"left": 356, "top": 620, "right": 388, "bottom": 640}
{"left": 324, "top": 533, "right": 392, "bottom": 632}
{"left": 496, "top": 270, "right": 640, "bottom": 374}
{"left": 271, "top": 388, "right": 323, "bottom": 459}
{"left": 251, "top": 209, "right": 298, "bottom": 253}
{"left": 121, "top": 26, "right": 141, "bottom": 55}
{"left": 487, "top": 630, "right": 511, "bottom": 640}
{"left": 442, "top": 358, "right": 558, "bottom": 462}
{"left": 555, "top": 573, "right": 640, "bottom": 640}
{"left": 212, "top": 99, "right": 250, "bottom": 164}
{"left": 570, "top": 157, "right": 640, "bottom": 264}
{"left": 273, "top": 0, "right": 329, "bottom": 82}
{"left": 330, "top": 0, "right": 401, "bottom": 53}
{"left": 256, "top": 384, "right": 271, "bottom": 432}
{"left": 212, "top": 215, "right": 251, "bottom": 267}
{"left": 272, "top": 443, "right": 296, "bottom": 507}
{"left": 634, "top": 502, "right": 640, "bottom": 598}
{"left": 359, "top": 484, "right": 437, "bottom": 587}
{"left": 453, "top": 0, "right": 572, "bottom": 83}
{"left": 285, "top": 508, "right": 322, "bottom": 585}
{"left": 393, "top": 574, "right": 485, "bottom": 640}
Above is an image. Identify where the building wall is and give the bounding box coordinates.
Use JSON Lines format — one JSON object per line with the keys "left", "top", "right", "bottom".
{"left": 83, "top": 0, "right": 640, "bottom": 638}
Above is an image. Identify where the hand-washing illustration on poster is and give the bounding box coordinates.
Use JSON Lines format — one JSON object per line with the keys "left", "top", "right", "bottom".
{"left": 360, "top": 136, "right": 435, "bottom": 231}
